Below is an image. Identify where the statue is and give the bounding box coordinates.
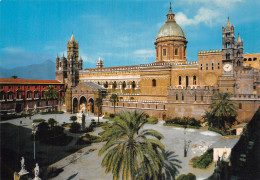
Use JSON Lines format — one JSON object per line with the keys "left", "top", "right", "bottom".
{"left": 33, "top": 163, "right": 41, "bottom": 180}
{"left": 18, "top": 157, "right": 28, "bottom": 175}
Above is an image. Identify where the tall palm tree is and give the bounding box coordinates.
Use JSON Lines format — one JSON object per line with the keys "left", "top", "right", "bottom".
{"left": 45, "top": 85, "right": 59, "bottom": 110}
{"left": 210, "top": 92, "right": 237, "bottom": 130}
{"left": 99, "top": 110, "right": 165, "bottom": 180}
{"left": 110, "top": 94, "right": 118, "bottom": 114}
{"left": 95, "top": 97, "right": 102, "bottom": 124}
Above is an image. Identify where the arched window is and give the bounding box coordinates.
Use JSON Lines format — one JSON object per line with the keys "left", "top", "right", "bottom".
{"left": 8, "top": 92, "right": 13, "bottom": 100}
{"left": 186, "top": 76, "right": 189, "bottom": 87}
{"left": 163, "top": 49, "right": 166, "bottom": 56}
{"left": 226, "top": 53, "right": 230, "bottom": 60}
{"left": 104, "top": 81, "right": 108, "bottom": 88}
{"left": 182, "top": 94, "right": 184, "bottom": 101}
{"left": 248, "top": 58, "right": 252, "bottom": 61}
{"left": 193, "top": 76, "right": 197, "bottom": 85}
{"left": 34, "top": 91, "right": 39, "bottom": 99}
{"left": 132, "top": 81, "right": 136, "bottom": 89}
{"left": 244, "top": 58, "right": 247, "bottom": 61}
{"left": 253, "top": 58, "right": 257, "bottom": 61}
{"left": 27, "top": 91, "right": 32, "bottom": 99}
{"left": 239, "top": 103, "right": 242, "bottom": 109}
{"left": 179, "top": 76, "right": 181, "bottom": 85}
{"left": 195, "top": 94, "right": 197, "bottom": 101}
{"left": 122, "top": 81, "right": 126, "bottom": 89}
{"left": 17, "top": 91, "right": 23, "bottom": 99}
{"left": 152, "top": 79, "right": 156, "bottom": 87}
{"left": 212, "top": 63, "right": 214, "bottom": 70}
{"left": 113, "top": 81, "right": 117, "bottom": 88}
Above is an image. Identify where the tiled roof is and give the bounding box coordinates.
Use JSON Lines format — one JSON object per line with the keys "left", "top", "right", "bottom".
{"left": 0, "top": 78, "right": 63, "bottom": 84}
{"left": 84, "top": 82, "right": 106, "bottom": 90}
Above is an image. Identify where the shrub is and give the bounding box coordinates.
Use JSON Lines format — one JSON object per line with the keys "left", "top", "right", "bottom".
{"left": 40, "top": 111, "right": 64, "bottom": 115}
{"left": 193, "top": 150, "right": 213, "bottom": 168}
{"left": 33, "top": 119, "right": 45, "bottom": 123}
{"left": 176, "top": 173, "right": 196, "bottom": 180}
{"left": 109, "top": 113, "right": 115, "bottom": 118}
{"left": 48, "top": 118, "right": 57, "bottom": 128}
{"left": 36, "top": 122, "right": 49, "bottom": 139}
{"left": 163, "top": 123, "right": 200, "bottom": 129}
{"left": 76, "top": 134, "right": 102, "bottom": 145}
{"left": 69, "top": 122, "right": 81, "bottom": 133}
{"left": 147, "top": 117, "right": 158, "bottom": 124}
{"left": 70, "top": 116, "right": 77, "bottom": 123}
{"left": 165, "top": 117, "right": 201, "bottom": 127}
{"left": 208, "top": 127, "right": 227, "bottom": 136}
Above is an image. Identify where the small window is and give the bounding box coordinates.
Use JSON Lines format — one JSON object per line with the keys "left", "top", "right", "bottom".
{"left": 152, "top": 79, "right": 156, "bottom": 87}
{"left": 218, "top": 63, "right": 220, "bottom": 69}
{"left": 193, "top": 76, "right": 197, "bottom": 85}
{"left": 206, "top": 64, "right": 208, "bottom": 70}
{"left": 179, "top": 76, "right": 182, "bottom": 85}
{"left": 156, "top": 105, "right": 157, "bottom": 109}
{"left": 28, "top": 85, "right": 30, "bottom": 88}
{"left": 195, "top": 94, "right": 197, "bottom": 101}
{"left": 182, "top": 94, "right": 184, "bottom": 101}
{"left": 164, "top": 105, "right": 165, "bottom": 110}
{"left": 175, "top": 48, "right": 178, "bottom": 56}
{"left": 226, "top": 54, "right": 230, "bottom": 60}
{"left": 200, "top": 64, "right": 202, "bottom": 70}
{"left": 253, "top": 85, "right": 256, "bottom": 90}
{"left": 8, "top": 92, "right": 13, "bottom": 100}
{"left": 123, "top": 103, "right": 124, "bottom": 107}
{"left": 253, "top": 58, "right": 257, "bottom": 61}
{"left": 244, "top": 58, "right": 247, "bottom": 61}
{"left": 239, "top": 103, "right": 242, "bottom": 109}
{"left": 248, "top": 58, "right": 252, "bottom": 61}
{"left": 201, "top": 95, "right": 203, "bottom": 101}
{"left": 35, "top": 85, "right": 37, "bottom": 88}
{"left": 176, "top": 94, "right": 178, "bottom": 100}
{"left": 186, "top": 76, "right": 189, "bottom": 87}
{"left": 212, "top": 63, "right": 214, "bottom": 70}
{"left": 163, "top": 49, "right": 166, "bottom": 56}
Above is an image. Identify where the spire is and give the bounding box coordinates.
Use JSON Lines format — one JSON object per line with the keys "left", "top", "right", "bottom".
{"left": 63, "top": 53, "right": 64, "bottom": 58}
{"left": 166, "top": 2, "right": 175, "bottom": 23}
{"left": 56, "top": 54, "right": 59, "bottom": 59}
{"left": 227, "top": 17, "right": 231, "bottom": 28}
{"left": 70, "top": 33, "right": 75, "bottom": 42}
{"left": 237, "top": 33, "right": 241, "bottom": 42}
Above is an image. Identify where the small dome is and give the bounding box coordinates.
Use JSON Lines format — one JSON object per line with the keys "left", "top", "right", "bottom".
{"left": 157, "top": 21, "right": 186, "bottom": 39}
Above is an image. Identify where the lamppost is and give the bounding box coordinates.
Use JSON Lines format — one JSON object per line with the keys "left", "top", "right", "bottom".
{"left": 184, "top": 125, "right": 187, "bottom": 157}
{"left": 32, "top": 123, "right": 37, "bottom": 160}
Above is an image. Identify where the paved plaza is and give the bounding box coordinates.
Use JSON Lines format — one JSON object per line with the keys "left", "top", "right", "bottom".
{"left": 1, "top": 113, "right": 221, "bottom": 180}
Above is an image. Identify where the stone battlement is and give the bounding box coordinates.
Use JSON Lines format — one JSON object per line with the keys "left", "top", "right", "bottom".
{"left": 198, "top": 49, "right": 222, "bottom": 54}
{"left": 233, "top": 94, "right": 259, "bottom": 99}
{"left": 169, "top": 85, "right": 218, "bottom": 90}
{"left": 82, "top": 65, "right": 140, "bottom": 73}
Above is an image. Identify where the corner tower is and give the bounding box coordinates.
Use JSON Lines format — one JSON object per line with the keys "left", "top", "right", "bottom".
{"left": 154, "top": 3, "right": 187, "bottom": 63}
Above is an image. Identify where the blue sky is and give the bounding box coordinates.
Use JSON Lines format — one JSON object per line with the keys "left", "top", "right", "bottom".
{"left": 0, "top": 0, "right": 260, "bottom": 69}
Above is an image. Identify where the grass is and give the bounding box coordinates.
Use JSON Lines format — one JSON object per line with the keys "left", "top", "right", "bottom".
{"left": 76, "top": 134, "right": 102, "bottom": 145}
{"left": 33, "top": 118, "right": 45, "bottom": 123}
{"left": 208, "top": 127, "right": 227, "bottom": 136}
{"left": 193, "top": 150, "right": 213, "bottom": 169}
{"left": 163, "top": 123, "right": 200, "bottom": 129}
{"left": 0, "top": 113, "right": 28, "bottom": 121}
{"left": 40, "top": 111, "right": 64, "bottom": 115}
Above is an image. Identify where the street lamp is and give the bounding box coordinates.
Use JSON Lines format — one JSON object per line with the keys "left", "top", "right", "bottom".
{"left": 32, "top": 123, "right": 37, "bottom": 160}
{"left": 184, "top": 125, "right": 187, "bottom": 157}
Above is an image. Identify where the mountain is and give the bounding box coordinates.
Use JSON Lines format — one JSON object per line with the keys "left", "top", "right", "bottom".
{"left": 0, "top": 60, "right": 56, "bottom": 80}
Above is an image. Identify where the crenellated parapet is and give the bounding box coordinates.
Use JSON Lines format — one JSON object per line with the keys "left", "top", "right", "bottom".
{"left": 198, "top": 49, "right": 222, "bottom": 55}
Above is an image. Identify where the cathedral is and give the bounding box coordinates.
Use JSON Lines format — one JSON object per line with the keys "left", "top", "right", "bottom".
{"left": 56, "top": 5, "right": 260, "bottom": 122}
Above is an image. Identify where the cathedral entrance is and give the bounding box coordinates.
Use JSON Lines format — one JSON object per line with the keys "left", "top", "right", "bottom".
{"left": 72, "top": 98, "right": 78, "bottom": 113}
{"left": 88, "top": 98, "right": 94, "bottom": 114}
{"left": 15, "top": 103, "right": 22, "bottom": 113}
{"left": 79, "top": 96, "right": 87, "bottom": 113}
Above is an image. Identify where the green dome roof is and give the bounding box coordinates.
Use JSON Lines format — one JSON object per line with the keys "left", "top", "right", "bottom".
{"left": 157, "top": 21, "right": 186, "bottom": 39}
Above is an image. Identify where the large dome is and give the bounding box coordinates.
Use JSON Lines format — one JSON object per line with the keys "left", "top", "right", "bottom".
{"left": 157, "top": 21, "right": 186, "bottom": 39}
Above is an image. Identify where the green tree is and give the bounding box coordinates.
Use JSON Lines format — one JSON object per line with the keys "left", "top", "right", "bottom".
{"left": 95, "top": 97, "right": 102, "bottom": 124}
{"left": 82, "top": 113, "right": 86, "bottom": 130}
{"left": 99, "top": 110, "right": 165, "bottom": 180}
{"left": 109, "top": 94, "right": 118, "bottom": 114}
{"left": 210, "top": 92, "right": 237, "bottom": 130}
{"left": 45, "top": 85, "right": 59, "bottom": 110}
{"left": 48, "top": 118, "right": 57, "bottom": 129}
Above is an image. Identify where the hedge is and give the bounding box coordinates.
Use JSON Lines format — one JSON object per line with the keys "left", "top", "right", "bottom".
{"left": 146, "top": 117, "right": 158, "bottom": 124}
{"left": 193, "top": 150, "right": 213, "bottom": 169}
{"left": 163, "top": 123, "right": 200, "bottom": 129}
{"left": 33, "top": 119, "right": 45, "bottom": 123}
{"left": 40, "top": 111, "right": 64, "bottom": 115}
{"left": 208, "top": 127, "right": 227, "bottom": 136}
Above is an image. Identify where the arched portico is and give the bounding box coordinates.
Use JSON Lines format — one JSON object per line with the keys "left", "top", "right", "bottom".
{"left": 72, "top": 97, "right": 78, "bottom": 113}
{"left": 88, "top": 98, "right": 94, "bottom": 114}
{"left": 79, "top": 95, "right": 87, "bottom": 113}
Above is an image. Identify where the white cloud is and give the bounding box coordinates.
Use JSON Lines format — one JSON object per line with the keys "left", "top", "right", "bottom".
{"left": 176, "top": 7, "right": 221, "bottom": 27}
{"left": 181, "top": 0, "right": 243, "bottom": 8}
{"left": 133, "top": 49, "right": 154, "bottom": 58}
{"left": 2, "top": 47, "right": 25, "bottom": 53}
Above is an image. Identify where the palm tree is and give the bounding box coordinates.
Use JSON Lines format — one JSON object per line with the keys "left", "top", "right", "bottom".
{"left": 95, "top": 97, "right": 102, "bottom": 124}
{"left": 110, "top": 94, "right": 118, "bottom": 114}
{"left": 158, "top": 151, "right": 182, "bottom": 180}
{"left": 11, "top": 75, "right": 18, "bottom": 79}
{"left": 210, "top": 92, "right": 237, "bottom": 130}
{"left": 45, "top": 85, "right": 59, "bottom": 110}
{"left": 99, "top": 110, "right": 165, "bottom": 180}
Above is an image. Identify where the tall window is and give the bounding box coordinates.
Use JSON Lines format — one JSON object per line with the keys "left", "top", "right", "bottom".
{"left": 239, "top": 103, "right": 242, "bottom": 109}
{"left": 163, "top": 49, "right": 166, "bottom": 56}
{"left": 152, "top": 79, "right": 156, "bottom": 87}
{"left": 34, "top": 91, "right": 39, "bottom": 99}
{"left": 218, "top": 63, "right": 220, "bottom": 69}
{"left": 0, "top": 92, "right": 5, "bottom": 100}
{"left": 226, "top": 53, "right": 230, "bottom": 60}
{"left": 8, "top": 92, "right": 13, "bottom": 100}
{"left": 182, "top": 94, "right": 184, "bottom": 101}
{"left": 176, "top": 94, "right": 178, "bottom": 100}
{"left": 195, "top": 94, "right": 197, "bottom": 101}
{"left": 27, "top": 91, "right": 32, "bottom": 99}
{"left": 201, "top": 95, "right": 203, "bottom": 101}
{"left": 193, "top": 76, "right": 197, "bottom": 85}
{"left": 200, "top": 64, "right": 203, "bottom": 70}
{"left": 175, "top": 48, "right": 178, "bottom": 55}
{"left": 212, "top": 63, "right": 214, "bottom": 70}
{"left": 206, "top": 64, "right": 208, "bottom": 70}
{"left": 186, "top": 76, "right": 189, "bottom": 87}
{"left": 179, "top": 76, "right": 181, "bottom": 85}
{"left": 17, "top": 92, "right": 22, "bottom": 99}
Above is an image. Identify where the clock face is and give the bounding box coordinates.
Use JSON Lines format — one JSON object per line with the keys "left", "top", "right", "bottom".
{"left": 223, "top": 63, "right": 232, "bottom": 72}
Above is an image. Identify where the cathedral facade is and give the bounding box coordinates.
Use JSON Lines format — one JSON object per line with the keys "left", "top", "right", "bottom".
{"left": 56, "top": 6, "right": 260, "bottom": 122}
